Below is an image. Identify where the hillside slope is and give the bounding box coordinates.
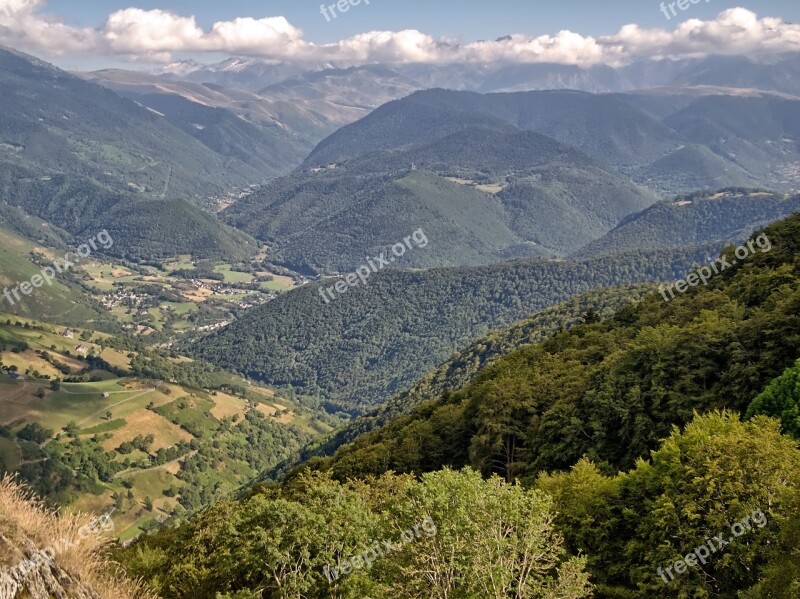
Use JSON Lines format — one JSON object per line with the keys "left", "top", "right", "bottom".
{"left": 309, "top": 212, "right": 800, "bottom": 481}
{"left": 290, "top": 284, "right": 653, "bottom": 470}
{"left": 190, "top": 246, "right": 713, "bottom": 413}
{"left": 574, "top": 189, "right": 800, "bottom": 257}
{"left": 0, "top": 161, "right": 258, "bottom": 262}
{"left": 0, "top": 224, "right": 109, "bottom": 326}
{"left": 225, "top": 126, "right": 659, "bottom": 270}
{"left": 0, "top": 46, "right": 264, "bottom": 201}
{"left": 303, "top": 89, "right": 682, "bottom": 168}
{"left": 300, "top": 88, "right": 800, "bottom": 194}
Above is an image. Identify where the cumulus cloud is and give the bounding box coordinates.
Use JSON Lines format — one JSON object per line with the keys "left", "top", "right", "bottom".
{"left": 0, "top": 0, "right": 96, "bottom": 55}
{"left": 0, "top": 1, "right": 798, "bottom": 66}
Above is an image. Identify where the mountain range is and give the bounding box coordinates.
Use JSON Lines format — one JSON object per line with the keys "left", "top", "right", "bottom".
{"left": 159, "top": 53, "right": 800, "bottom": 96}
{"left": 2, "top": 16, "right": 800, "bottom": 599}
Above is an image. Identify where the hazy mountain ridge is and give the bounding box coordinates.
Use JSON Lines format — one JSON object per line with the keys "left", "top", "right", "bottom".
{"left": 300, "top": 88, "right": 800, "bottom": 196}
{"left": 225, "top": 124, "right": 659, "bottom": 271}
{"left": 0, "top": 46, "right": 254, "bottom": 200}
{"left": 158, "top": 53, "right": 800, "bottom": 97}
{"left": 0, "top": 48, "right": 261, "bottom": 261}
{"left": 303, "top": 88, "right": 683, "bottom": 169}
{"left": 574, "top": 189, "right": 800, "bottom": 258}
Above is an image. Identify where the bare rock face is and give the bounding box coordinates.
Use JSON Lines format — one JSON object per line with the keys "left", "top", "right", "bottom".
{"left": 0, "top": 533, "right": 101, "bottom": 599}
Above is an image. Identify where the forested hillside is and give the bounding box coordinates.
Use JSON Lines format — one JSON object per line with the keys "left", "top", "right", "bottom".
{"left": 0, "top": 48, "right": 269, "bottom": 262}
{"left": 191, "top": 246, "right": 714, "bottom": 413}
{"left": 299, "top": 87, "right": 800, "bottom": 194}
{"left": 304, "top": 89, "right": 682, "bottom": 168}
{"left": 0, "top": 46, "right": 264, "bottom": 199}
{"left": 574, "top": 189, "right": 800, "bottom": 257}
{"left": 296, "top": 285, "right": 653, "bottom": 467}
{"left": 0, "top": 163, "right": 258, "bottom": 261}
{"left": 93, "top": 198, "right": 258, "bottom": 262}
{"left": 120, "top": 213, "right": 800, "bottom": 598}
{"left": 225, "top": 125, "right": 659, "bottom": 269}
{"left": 307, "top": 213, "right": 800, "bottom": 481}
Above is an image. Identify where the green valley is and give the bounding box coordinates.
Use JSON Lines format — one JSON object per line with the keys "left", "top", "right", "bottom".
{"left": 0, "top": 314, "right": 337, "bottom": 541}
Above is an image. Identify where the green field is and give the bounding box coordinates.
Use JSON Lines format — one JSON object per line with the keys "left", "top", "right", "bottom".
{"left": 0, "top": 312, "right": 333, "bottom": 545}
{"left": 214, "top": 264, "right": 254, "bottom": 283}
{"left": 164, "top": 302, "right": 197, "bottom": 316}
{"left": 0, "top": 227, "right": 99, "bottom": 324}
{"left": 154, "top": 395, "right": 219, "bottom": 438}
{"left": 79, "top": 418, "right": 127, "bottom": 435}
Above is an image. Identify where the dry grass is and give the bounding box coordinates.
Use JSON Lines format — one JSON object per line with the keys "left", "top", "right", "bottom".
{"left": 0, "top": 475, "right": 159, "bottom": 598}
{"left": 100, "top": 410, "right": 192, "bottom": 452}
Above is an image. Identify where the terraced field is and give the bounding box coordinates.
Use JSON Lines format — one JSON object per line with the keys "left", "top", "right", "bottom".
{"left": 0, "top": 315, "right": 335, "bottom": 541}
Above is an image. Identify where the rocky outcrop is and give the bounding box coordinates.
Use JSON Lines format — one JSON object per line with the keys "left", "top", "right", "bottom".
{"left": 0, "top": 531, "right": 101, "bottom": 599}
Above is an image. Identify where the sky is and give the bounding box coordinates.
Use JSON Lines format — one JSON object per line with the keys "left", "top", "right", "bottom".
{"left": 1, "top": 0, "right": 799, "bottom": 71}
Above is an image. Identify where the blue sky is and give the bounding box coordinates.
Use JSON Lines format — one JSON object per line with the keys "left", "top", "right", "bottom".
{"left": 44, "top": 0, "right": 800, "bottom": 42}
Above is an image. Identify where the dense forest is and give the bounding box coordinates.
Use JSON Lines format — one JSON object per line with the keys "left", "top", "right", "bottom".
{"left": 0, "top": 164, "right": 258, "bottom": 261}
{"left": 191, "top": 244, "right": 718, "bottom": 413}
{"left": 307, "top": 214, "right": 800, "bottom": 480}
{"left": 225, "top": 125, "right": 659, "bottom": 269}
{"left": 574, "top": 189, "right": 800, "bottom": 258}
{"left": 119, "top": 211, "right": 800, "bottom": 598}
{"left": 294, "top": 284, "right": 653, "bottom": 470}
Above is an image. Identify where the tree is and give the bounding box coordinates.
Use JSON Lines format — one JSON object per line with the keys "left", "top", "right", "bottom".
{"left": 580, "top": 308, "right": 601, "bottom": 324}
{"left": 16, "top": 422, "right": 53, "bottom": 444}
{"left": 746, "top": 358, "right": 800, "bottom": 438}
{"left": 539, "top": 412, "right": 800, "bottom": 597}
{"left": 63, "top": 421, "right": 79, "bottom": 437}
{"left": 389, "top": 468, "right": 592, "bottom": 598}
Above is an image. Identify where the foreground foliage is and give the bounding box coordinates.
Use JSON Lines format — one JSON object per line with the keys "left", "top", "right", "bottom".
{"left": 120, "top": 411, "right": 800, "bottom": 597}
{"left": 119, "top": 468, "right": 591, "bottom": 599}
{"left": 539, "top": 412, "right": 800, "bottom": 597}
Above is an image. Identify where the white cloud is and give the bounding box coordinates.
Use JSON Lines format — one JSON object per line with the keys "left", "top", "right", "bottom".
{"left": 0, "top": 2, "right": 798, "bottom": 66}
{"left": 0, "top": 0, "right": 97, "bottom": 55}
{"left": 102, "top": 9, "right": 204, "bottom": 54}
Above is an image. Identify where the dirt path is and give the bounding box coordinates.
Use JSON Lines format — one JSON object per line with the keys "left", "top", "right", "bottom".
{"left": 75, "top": 388, "right": 156, "bottom": 427}
{"left": 114, "top": 450, "right": 197, "bottom": 479}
